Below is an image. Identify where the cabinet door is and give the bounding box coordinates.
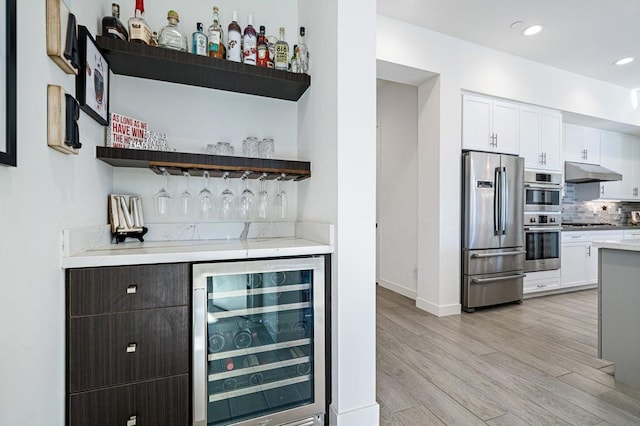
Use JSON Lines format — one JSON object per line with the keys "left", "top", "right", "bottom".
{"left": 68, "top": 375, "right": 189, "bottom": 426}
{"left": 540, "top": 109, "right": 563, "bottom": 172}
{"left": 519, "top": 106, "right": 542, "bottom": 169}
{"left": 462, "top": 95, "right": 493, "bottom": 152}
{"left": 630, "top": 136, "right": 640, "bottom": 199}
{"left": 600, "top": 131, "right": 626, "bottom": 199}
{"left": 563, "top": 123, "right": 586, "bottom": 163}
{"left": 561, "top": 241, "right": 588, "bottom": 287}
{"left": 583, "top": 126, "right": 602, "bottom": 165}
{"left": 492, "top": 100, "right": 519, "bottom": 154}
{"left": 586, "top": 242, "right": 598, "bottom": 284}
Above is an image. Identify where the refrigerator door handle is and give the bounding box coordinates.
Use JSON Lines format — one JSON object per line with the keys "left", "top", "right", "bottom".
{"left": 494, "top": 167, "right": 501, "bottom": 235}
{"left": 193, "top": 286, "right": 207, "bottom": 426}
{"left": 501, "top": 166, "right": 508, "bottom": 235}
{"left": 471, "top": 273, "right": 526, "bottom": 284}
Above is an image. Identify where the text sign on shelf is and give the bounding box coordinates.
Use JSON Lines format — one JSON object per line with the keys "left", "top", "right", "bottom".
{"left": 107, "top": 112, "right": 148, "bottom": 149}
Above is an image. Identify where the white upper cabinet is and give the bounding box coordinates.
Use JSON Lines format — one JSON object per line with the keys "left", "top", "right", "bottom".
{"left": 520, "top": 106, "right": 562, "bottom": 172}
{"left": 462, "top": 94, "right": 518, "bottom": 154}
{"left": 600, "top": 131, "right": 634, "bottom": 200}
{"left": 564, "top": 123, "right": 601, "bottom": 165}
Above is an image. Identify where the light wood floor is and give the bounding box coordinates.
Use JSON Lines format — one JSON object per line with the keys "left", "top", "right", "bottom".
{"left": 376, "top": 286, "right": 640, "bottom": 425}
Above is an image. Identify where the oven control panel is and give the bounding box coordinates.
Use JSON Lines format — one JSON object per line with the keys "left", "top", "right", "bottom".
{"left": 525, "top": 213, "right": 561, "bottom": 226}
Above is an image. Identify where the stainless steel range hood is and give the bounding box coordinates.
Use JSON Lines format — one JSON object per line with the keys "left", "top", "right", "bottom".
{"left": 564, "top": 162, "right": 622, "bottom": 183}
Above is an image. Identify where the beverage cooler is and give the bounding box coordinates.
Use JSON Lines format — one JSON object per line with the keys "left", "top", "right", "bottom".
{"left": 192, "top": 257, "right": 326, "bottom": 426}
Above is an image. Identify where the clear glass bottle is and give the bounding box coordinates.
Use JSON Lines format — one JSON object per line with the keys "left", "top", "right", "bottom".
{"left": 207, "top": 6, "right": 224, "bottom": 59}
{"left": 256, "top": 25, "right": 269, "bottom": 67}
{"left": 274, "top": 27, "right": 289, "bottom": 71}
{"left": 227, "top": 11, "right": 242, "bottom": 62}
{"left": 158, "top": 10, "right": 188, "bottom": 51}
{"left": 297, "top": 27, "right": 309, "bottom": 74}
{"left": 128, "top": 0, "right": 152, "bottom": 45}
{"left": 192, "top": 23, "right": 208, "bottom": 56}
{"left": 102, "top": 3, "right": 129, "bottom": 41}
{"left": 290, "top": 45, "right": 299, "bottom": 73}
{"left": 242, "top": 14, "right": 257, "bottom": 65}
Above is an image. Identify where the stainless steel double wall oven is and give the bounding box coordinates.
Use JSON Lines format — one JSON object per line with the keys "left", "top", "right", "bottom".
{"left": 523, "top": 171, "right": 562, "bottom": 273}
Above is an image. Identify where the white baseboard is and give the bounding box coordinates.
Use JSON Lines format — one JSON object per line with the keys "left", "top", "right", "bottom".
{"left": 416, "top": 297, "right": 461, "bottom": 317}
{"left": 377, "top": 279, "right": 417, "bottom": 300}
{"left": 329, "top": 402, "right": 380, "bottom": 425}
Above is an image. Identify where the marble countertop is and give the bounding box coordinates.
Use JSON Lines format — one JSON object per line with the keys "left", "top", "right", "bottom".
{"left": 562, "top": 225, "right": 640, "bottom": 232}
{"left": 593, "top": 239, "right": 640, "bottom": 252}
{"left": 61, "top": 237, "right": 333, "bottom": 269}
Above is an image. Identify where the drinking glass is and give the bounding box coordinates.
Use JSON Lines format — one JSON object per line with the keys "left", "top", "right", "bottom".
{"left": 258, "top": 138, "right": 274, "bottom": 159}
{"left": 179, "top": 171, "right": 193, "bottom": 216}
{"left": 219, "top": 172, "right": 235, "bottom": 219}
{"left": 242, "top": 137, "right": 259, "bottom": 157}
{"left": 238, "top": 173, "right": 255, "bottom": 220}
{"left": 257, "top": 174, "right": 269, "bottom": 219}
{"left": 274, "top": 174, "right": 287, "bottom": 219}
{"left": 198, "top": 171, "right": 215, "bottom": 218}
{"left": 154, "top": 168, "right": 172, "bottom": 215}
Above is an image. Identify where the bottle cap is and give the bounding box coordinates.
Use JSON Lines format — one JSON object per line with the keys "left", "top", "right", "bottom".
{"left": 197, "top": 22, "right": 203, "bottom": 32}
{"left": 213, "top": 6, "right": 219, "bottom": 13}
{"left": 232, "top": 10, "right": 238, "bottom": 21}
{"left": 247, "top": 14, "right": 253, "bottom": 25}
{"left": 260, "top": 25, "right": 265, "bottom": 32}
{"left": 300, "top": 26, "right": 305, "bottom": 36}
{"left": 167, "top": 10, "right": 179, "bottom": 22}
{"left": 112, "top": 3, "right": 120, "bottom": 18}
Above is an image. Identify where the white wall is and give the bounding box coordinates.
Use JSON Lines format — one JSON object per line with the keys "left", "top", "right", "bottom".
{"left": 377, "top": 14, "right": 640, "bottom": 316}
{"left": 376, "top": 80, "right": 418, "bottom": 299}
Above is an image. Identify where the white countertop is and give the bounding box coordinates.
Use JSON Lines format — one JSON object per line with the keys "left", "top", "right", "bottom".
{"left": 593, "top": 239, "right": 640, "bottom": 252}
{"left": 61, "top": 237, "right": 333, "bottom": 269}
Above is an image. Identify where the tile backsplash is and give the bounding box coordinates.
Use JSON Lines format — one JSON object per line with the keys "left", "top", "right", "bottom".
{"left": 562, "top": 183, "right": 640, "bottom": 224}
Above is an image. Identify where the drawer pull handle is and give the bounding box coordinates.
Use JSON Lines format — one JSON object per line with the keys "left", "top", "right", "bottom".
{"left": 127, "top": 416, "right": 137, "bottom": 426}
{"left": 126, "top": 343, "right": 137, "bottom": 353}
{"left": 126, "top": 285, "right": 137, "bottom": 294}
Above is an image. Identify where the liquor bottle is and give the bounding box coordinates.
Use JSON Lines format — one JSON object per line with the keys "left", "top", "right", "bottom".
{"left": 242, "top": 14, "right": 257, "bottom": 65}
{"left": 192, "top": 23, "right": 208, "bottom": 56}
{"left": 297, "top": 27, "right": 309, "bottom": 73}
{"left": 274, "top": 27, "right": 289, "bottom": 71}
{"left": 102, "top": 3, "right": 129, "bottom": 41}
{"left": 150, "top": 32, "right": 158, "bottom": 47}
{"left": 290, "top": 45, "right": 300, "bottom": 73}
{"left": 158, "top": 10, "right": 188, "bottom": 51}
{"left": 256, "top": 25, "right": 269, "bottom": 67}
{"left": 227, "top": 11, "right": 242, "bottom": 62}
{"left": 128, "top": 0, "right": 152, "bottom": 45}
{"left": 207, "top": 6, "right": 224, "bottom": 59}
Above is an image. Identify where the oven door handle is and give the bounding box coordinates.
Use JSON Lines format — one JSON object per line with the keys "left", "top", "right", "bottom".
{"left": 471, "top": 273, "right": 526, "bottom": 284}
{"left": 524, "top": 183, "right": 563, "bottom": 189}
{"left": 471, "top": 250, "right": 527, "bottom": 258}
{"left": 524, "top": 226, "right": 563, "bottom": 232}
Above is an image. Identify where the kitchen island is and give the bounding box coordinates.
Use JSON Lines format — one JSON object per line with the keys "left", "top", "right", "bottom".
{"left": 593, "top": 238, "right": 640, "bottom": 389}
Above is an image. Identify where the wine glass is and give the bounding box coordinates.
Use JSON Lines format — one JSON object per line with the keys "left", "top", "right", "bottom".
{"left": 274, "top": 174, "right": 288, "bottom": 219}
{"left": 257, "top": 174, "right": 269, "bottom": 219}
{"left": 198, "top": 171, "right": 215, "bottom": 218}
{"left": 238, "top": 172, "right": 255, "bottom": 220}
{"left": 179, "top": 171, "right": 193, "bottom": 216}
{"left": 219, "top": 172, "right": 235, "bottom": 219}
{"left": 154, "top": 168, "right": 172, "bottom": 215}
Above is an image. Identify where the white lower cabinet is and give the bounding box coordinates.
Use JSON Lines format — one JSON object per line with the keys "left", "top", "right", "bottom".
{"left": 561, "top": 230, "right": 624, "bottom": 288}
{"left": 624, "top": 229, "right": 640, "bottom": 239}
{"left": 524, "top": 269, "right": 561, "bottom": 294}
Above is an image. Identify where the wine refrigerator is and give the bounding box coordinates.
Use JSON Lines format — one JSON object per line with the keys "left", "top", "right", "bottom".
{"left": 192, "top": 257, "right": 326, "bottom": 426}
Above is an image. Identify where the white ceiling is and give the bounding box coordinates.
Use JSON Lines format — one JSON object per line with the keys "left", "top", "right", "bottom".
{"left": 377, "top": 0, "right": 640, "bottom": 90}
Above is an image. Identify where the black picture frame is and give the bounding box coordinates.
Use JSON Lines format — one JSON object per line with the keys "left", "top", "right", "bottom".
{"left": 0, "top": 0, "right": 16, "bottom": 166}
{"left": 76, "top": 26, "right": 109, "bottom": 126}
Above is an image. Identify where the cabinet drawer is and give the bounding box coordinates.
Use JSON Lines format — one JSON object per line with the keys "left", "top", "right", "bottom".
{"left": 68, "top": 307, "right": 189, "bottom": 392}
{"left": 67, "top": 263, "right": 189, "bottom": 316}
{"left": 68, "top": 375, "right": 188, "bottom": 426}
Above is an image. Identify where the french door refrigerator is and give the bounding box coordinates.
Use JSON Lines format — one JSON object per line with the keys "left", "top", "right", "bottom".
{"left": 462, "top": 151, "right": 525, "bottom": 312}
{"left": 193, "top": 257, "right": 326, "bottom": 426}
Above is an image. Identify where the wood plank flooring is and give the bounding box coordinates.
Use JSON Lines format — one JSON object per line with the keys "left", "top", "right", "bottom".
{"left": 376, "top": 286, "right": 640, "bottom": 425}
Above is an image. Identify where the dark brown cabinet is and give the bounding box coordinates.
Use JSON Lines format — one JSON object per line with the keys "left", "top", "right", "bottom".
{"left": 66, "top": 263, "right": 190, "bottom": 426}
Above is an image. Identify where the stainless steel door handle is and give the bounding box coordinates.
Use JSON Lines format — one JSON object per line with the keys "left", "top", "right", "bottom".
{"left": 501, "top": 167, "right": 508, "bottom": 235}
{"left": 471, "top": 273, "right": 526, "bottom": 284}
{"left": 494, "top": 168, "right": 501, "bottom": 234}
{"left": 193, "top": 287, "right": 207, "bottom": 425}
{"left": 524, "top": 226, "right": 563, "bottom": 232}
{"left": 471, "top": 250, "right": 527, "bottom": 258}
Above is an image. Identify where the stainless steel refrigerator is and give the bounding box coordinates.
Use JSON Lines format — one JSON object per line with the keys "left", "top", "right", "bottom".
{"left": 462, "top": 151, "right": 525, "bottom": 312}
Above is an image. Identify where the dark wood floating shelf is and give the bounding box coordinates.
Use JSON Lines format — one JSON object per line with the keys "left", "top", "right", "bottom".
{"left": 96, "top": 146, "right": 311, "bottom": 181}
{"left": 96, "top": 36, "right": 311, "bottom": 101}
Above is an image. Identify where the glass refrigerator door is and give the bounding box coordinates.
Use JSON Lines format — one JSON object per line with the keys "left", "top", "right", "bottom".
{"left": 193, "top": 257, "right": 325, "bottom": 426}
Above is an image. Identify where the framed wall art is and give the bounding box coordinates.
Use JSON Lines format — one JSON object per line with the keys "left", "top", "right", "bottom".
{"left": 0, "top": 0, "right": 16, "bottom": 166}
{"left": 76, "top": 26, "right": 109, "bottom": 126}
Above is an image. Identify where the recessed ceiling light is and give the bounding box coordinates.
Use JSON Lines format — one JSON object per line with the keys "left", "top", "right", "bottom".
{"left": 614, "top": 57, "right": 634, "bottom": 66}
{"left": 522, "top": 25, "right": 543, "bottom": 36}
